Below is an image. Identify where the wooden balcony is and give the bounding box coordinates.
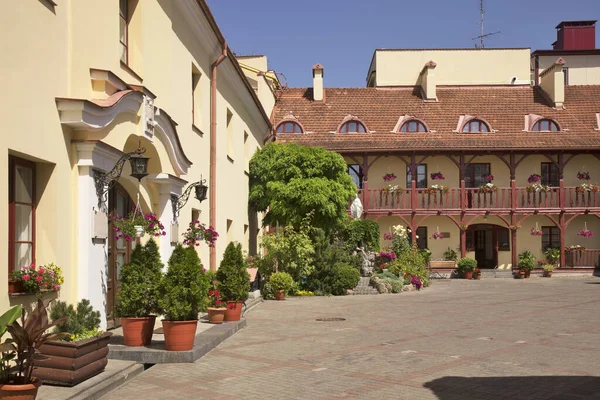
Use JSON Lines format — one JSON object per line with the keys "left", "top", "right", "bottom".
{"left": 356, "top": 187, "right": 600, "bottom": 214}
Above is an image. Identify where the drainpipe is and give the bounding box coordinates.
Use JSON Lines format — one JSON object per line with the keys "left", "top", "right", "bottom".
{"left": 210, "top": 41, "right": 227, "bottom": 271}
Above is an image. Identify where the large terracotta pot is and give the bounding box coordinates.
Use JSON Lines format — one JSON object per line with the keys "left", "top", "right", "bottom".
{"left": 463, "top": 270, "right": 473, "bottom": 279}
{"left": 121, "top": 316, "right": 156, "bottom": 346}
{"left": 32, "top": 332, "right": 112, "bottom": 386}
{"left": 162, "top": 320, "right": 198, "bottom": 351}
{"left": 8, "top": 280, "right": 24, "bottom": 294}
{"left": 516, "top": 270, "right": 525, "bottom": 279}
{"left": 224, "top": 301, "right": 243, "bottom": 321}
{"left": 207, "top": 307, "right": 226, "bottom": 324}
{"left": 524, "top": 270, "right": 531, "bottom": 278}
{"left": 473, "top": 270, "right": 481, "bottom": 280}
{"left": 0, "top": 376, "right": 41, "bottom": 400}
{"left": 274, "top": 290, "right": 285, "bottom": 301}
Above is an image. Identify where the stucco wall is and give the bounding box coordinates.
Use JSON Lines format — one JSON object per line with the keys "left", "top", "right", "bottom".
{"left": 537, "top": 54, "right": 600, "bottom": 85}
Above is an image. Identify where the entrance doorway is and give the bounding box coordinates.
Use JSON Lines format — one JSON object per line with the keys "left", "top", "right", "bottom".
{"left": 106, "top": 184, "right": 135, "bottom": 329}
{"left": 466, "top": 224, "right": 510, "bottom": 269}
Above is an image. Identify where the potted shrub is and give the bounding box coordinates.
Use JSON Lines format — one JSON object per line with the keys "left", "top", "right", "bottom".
{"left": 269, "top": 272, "right": 294, "bottom": 300}
{"left": 158, "top": 244, "right": 209, "bottom": 351}
{"left": 0, "top": 300, "right": 68, "bottom": 400}
{"left": 543, "top": 264, "right": 555, "bottom": 278}
{"left": 206, "top": 272, "right": 227, "bottom": 324}
{"left": 216, "top": 242, "right": 250, "bottom": 321}
{"left": 472, "top": 268, "right": 482, "bottom": 280}
{"left": 32, "top": 299, "right": 111, "bottom": 386}
{"left": 518, "top": 250, "right": 536, "bottom": 278}
{"left": 456, "top": 257, "right": 477, "bottom": 279}
{"left": 116, "top": 239, "right": 163, "bottom": 346}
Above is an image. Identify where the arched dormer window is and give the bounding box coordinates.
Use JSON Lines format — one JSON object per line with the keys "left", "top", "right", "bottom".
{"left": 531, "top": 119, "right": 560, "bottom": 132}
{"left": 462, "top": 119, "right": 490, "bottom": 133}
{"left": 339, "top": 120, "right": 367, "bottom": 133}
{"left": 399, "top": 119, "right": 428, "bottom": 133}
{"left": 276, "top": 121, "right": 303, "bottom": 134}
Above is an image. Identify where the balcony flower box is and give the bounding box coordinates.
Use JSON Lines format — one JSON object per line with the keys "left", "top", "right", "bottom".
{"left": 425, "top": 185, "right": 449, "bottom": 194}
{"left": 32, "top": 332, "right": 112, "bottom": 386}
{"left": 526, "top": 183, "right": 551, "bottom": 193}
{"left": 576, "top": 183, "right": 600, "bottom": 193}
{"left": 479, "top": 183, "right": 497, "bottom": 193}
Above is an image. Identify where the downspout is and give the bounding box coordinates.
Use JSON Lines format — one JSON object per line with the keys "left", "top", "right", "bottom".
{"left": 210, "top": 41, "right": 227, "bottom": 271}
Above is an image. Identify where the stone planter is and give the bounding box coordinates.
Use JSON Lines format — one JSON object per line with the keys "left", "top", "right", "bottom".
{"left": 32, "top": 332, "right": 112, "bottom": 387}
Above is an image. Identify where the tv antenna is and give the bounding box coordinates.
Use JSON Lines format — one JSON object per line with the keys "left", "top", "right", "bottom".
{"left": 472, "top": 0, "right": 500, "bottom": 48}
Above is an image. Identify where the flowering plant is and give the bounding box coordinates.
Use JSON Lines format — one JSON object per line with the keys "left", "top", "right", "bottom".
{"left": 430, "top": 172, "right": 445, "bottom": 180}
{"left": 527, "top": 174, "right": 541, "bottom": 184}
{"left": 576, "top": 183, "right": 600, "bottom": 193}
{"left": 182, "top": 221, "right": 219, "bottom": 247}
{"left": 381, "top": 185, "right": 403, "bottom": 193}
{"left": 483, "top": 174, "right": 494, "bottom": 182}
{"left": 530, "top": 227, "right": 543, "bottom": 236}
{"left": 479, "top": 183, "right": 497, "bottom": 193}
{"left": 577, "top": 229, "right": 594, "bottom": 238}
{"left": 391, "top": 225, "right": 409, "bottom": 239}
{"left": 566, "top": 245, "right": 585, "bottom": 252}
{"left": 10, "top": 263, "right": 64, "bottom": 293}
{"left": 577, "top": 171, "right": 590, "bottom": 180}
{"left": 383, "top": 173, "right": 397, "bottom": 182}
{"left": 410, "top": 275, "right": 422, "bottom": 290}
{"left": 425, "top": 185, "right": 449, "bottom": 194}
{"left": 377, "top": 252, "right": 396, "bottom": 263}
{"left": 526, "top": 183, "right": 551, "bottom": 193}
{"left": 383, "top": 232, "right": 394, "bottom": 241}
{"left": 431, "top": 231, "right": 444, "bottom": 240}
{"left": 207, "top": 281, "right": 225, "bottom": 309}
{"left": 111, "top": 210, "right": 165, "bottom": 242}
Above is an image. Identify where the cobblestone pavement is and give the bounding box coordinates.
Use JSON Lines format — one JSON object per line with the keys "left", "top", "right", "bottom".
{"left": 102, "top": 277, "right": 600, "bottom": 400}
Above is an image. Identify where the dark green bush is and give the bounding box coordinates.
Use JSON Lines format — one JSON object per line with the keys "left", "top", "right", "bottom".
{"left": 456, "top": 257, "right": 478, "bottom": 272}
{"left": 116, "top": 239, "right": 163, "bottom": 317}
{"left": 343, "top": 219, "right": 380, "bottom": 252}
{"left": 307, "top": 263, "right": 360, "bottom": 296}
{"left": 269, "top": 272, "right": 294, "bottom": 292}
{"left": 51, "top": 299, "right": 100, "bottom": 336}
{"left": 518, "top": 251, "right": 536, "bottom": 271}
{"left": 159, "top": 244, "right": 209, "bottom": 321}
{"left": 216, "top": 242, "right": 250, "bottom": 302}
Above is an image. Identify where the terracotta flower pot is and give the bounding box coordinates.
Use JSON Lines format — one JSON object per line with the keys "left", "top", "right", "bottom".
{"left": 207, "top": 307, "right": 226, "bottom": 324}
{"left": 516, "top": 270, "right": 525, "bottom": 279}
{"left": 462, "top": 270, "right": 473, "bottom": 280}
{"left": 224, "top": 301, "right": 243, "bottom": 321}
{"left": 0, "top": 376, "right": 41, "bottom": 400}
{"left": 524, "top": 270, "right": 531, "bottom": 278}
{"left": 121, "top": 316, "right": 156, "bottom": 347}
{"left": 162, "top": 320, "right": 198, "bottom": 351}
{"left": 473, "top": 270, "right": 481, "bottom": 280}
{"left": 8, "top": 279, "right": 24, "bottom": 294}
{"left": 274, "top": 290, "right": 285, "bottom": 301}
{"left": 543, "top": 270, "right": 552, "bottom": 278}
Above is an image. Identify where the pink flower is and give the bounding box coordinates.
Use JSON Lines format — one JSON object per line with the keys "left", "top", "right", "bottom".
{"left": 35, "top": 276, "right": 43, "bottom": 282}
{"left": 22, "top": 274, "right": 31, "bottom": 281}
{"left": 54, "top": 285, "right": 60, "bottom": 291}
{"left": 38, "top": 268, "right": 45, "bottom": 274}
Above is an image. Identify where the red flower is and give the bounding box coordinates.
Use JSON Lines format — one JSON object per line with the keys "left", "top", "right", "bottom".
{"left": 215, "top": 300, "right": 222, "bottom": 306}
{"left": 22, "top": 274, "right": 31, "bottom": 281}
{"left": 227, "top": 302, "right": 235, "bottom": 310}
{"left": 208, "top": 289, "right": 214, "bottom": 295}
{"left": 35, "top": 275, "right": 43, "bottom": 283}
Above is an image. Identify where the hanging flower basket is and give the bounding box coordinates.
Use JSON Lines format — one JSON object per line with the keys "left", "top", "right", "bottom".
{"left": 425, "top": 185, "right": 449, "bottom": 194}
{"left": 527, "top": 174, "right": 541, "bottom": 184}
{"left": 383, "top": 232, "right": 394, "bottom": 241}
{"left": 577, "top": 223, "right": 594, "bottom": 238}
{"left": 526, "top": 183, "right": 551, "bottom": 193}
{"left": 383, "top": 173, "right": 397, "bottom": 182}
{"left": 483, "top": 174, "right": 494, "bottom": 183}
{"left": 431, "top": 231, "right": 444, "bottom": 240}
{"left": 577, "top": 171, "right": 591, "bottom": 180}
{"left": 479, "top": 183, "right": 497, "bottom": 193}
{"left": 530, "top": 227, "right": 543, "bottom": 236}
{"left": 182, "top": 221, "right": 219, "bottom": 247}
{"left": 111, "top": 211, "right": 165, "bottom": 242}
{"left": 430, "top": 172, "right": 445, "bottom": 180}
{"left": 576, "top": 183, "right": 600, "bottom": 193}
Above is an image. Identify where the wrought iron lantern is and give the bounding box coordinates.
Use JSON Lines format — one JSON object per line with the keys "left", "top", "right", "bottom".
{"left": 195, "top": 179, "right": 208, "bottom": 202}
{"left": 172, "top": 176, "right": 208, "bottom": 221}
{"left": 129, "top": 153, "right": 149, "bottom": 181}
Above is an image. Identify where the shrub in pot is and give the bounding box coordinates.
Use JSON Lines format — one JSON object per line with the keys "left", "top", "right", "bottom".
{"left": 116, "top": 239, "right": 163, "bottom": 346}
{"left": 216, "top": 242, "right": 250, "bottom": 321}
{"left": 518, "top": 250, "right": 536, "bottom": 278}
{"left": 543, "top": 264, "right": 554, "bottom": 277}
{"left": 158, "top": 244, "right": 209, "bottom": 351}
{"left": 269, "top": 272, "right": 294, "bottom": 300}
{"left": 0, "top": 300, "right": 69, "bottom": 400}
{"left": 33, "top": 299, "right": 111, "bottom": 386}
{"left": 456, "top": 257, "right": 477, "bottom": 279}
{"left": 206, "top": 271, "right": 226, "bottom": 324}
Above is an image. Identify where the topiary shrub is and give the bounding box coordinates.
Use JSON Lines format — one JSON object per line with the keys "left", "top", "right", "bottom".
{"left": 269, "top": 272, "right": 294, "bottom": 292}
{"left": 216, "top": 242, "right": 250, "bottom": 302}
{"left": 456, "top": 257, "right": 478, "bottom": 272}
{"left": 51, "top": 299, "right": 102, "bottom": 341}
{"left": 116, "top": 239, "right": 163, "bottom": 318}
{"left": 159, "top": 244, "right": 209, "bottom": 321}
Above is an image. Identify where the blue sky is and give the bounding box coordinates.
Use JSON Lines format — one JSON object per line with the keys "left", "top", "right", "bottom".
{"left": 206, "top": 0, "right": 600, "bottom": 88}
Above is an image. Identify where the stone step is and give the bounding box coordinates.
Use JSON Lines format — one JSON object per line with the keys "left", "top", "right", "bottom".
{"left": 480, "top": 270, "right": 514, "bottom": 278}
{"left": 351, "top": 277, "right": 379, "bottom": 295}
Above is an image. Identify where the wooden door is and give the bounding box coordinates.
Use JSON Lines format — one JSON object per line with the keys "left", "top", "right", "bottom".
{"left": 107, "top": 185, "right": 134, "bottom": 329}
{"left": 471, "top": 224, "right": 498, "bottom": 269}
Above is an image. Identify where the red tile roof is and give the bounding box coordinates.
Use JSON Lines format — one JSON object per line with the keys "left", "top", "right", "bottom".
{"left": 273, "top": 85, "right": 600, "bottom": 152}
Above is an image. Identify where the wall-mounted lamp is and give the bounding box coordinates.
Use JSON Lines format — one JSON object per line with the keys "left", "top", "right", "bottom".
{"left": 172, "top": 176, "right": 208, "bottom": 220}
{"left": 94, "top": 145, "right": 149, "bottom": 207}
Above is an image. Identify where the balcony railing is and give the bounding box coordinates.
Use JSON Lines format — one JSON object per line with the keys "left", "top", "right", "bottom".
{"left": 565, "top": 249, "right": 600, "bottom": 268}
{"left": 355, "top": 187, "right": 600, "bottom": 212}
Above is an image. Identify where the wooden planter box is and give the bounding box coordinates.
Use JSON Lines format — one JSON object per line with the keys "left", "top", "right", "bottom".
{"left": 32, "top": 332, "right": 112, "bottom": 386}
{"left": 429, "top": 260, "right": 456, "bottom": 269}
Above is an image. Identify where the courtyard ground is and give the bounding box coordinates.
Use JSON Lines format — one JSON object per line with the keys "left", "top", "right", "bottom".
{"left": 101, "top": 277, "right": 600, "bottom": 399}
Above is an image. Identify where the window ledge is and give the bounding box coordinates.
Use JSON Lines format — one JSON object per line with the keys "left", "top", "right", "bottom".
{"left": 9, "top": 290, "right": 58, "bottom": 298}
{"left": 120, "top": 61, "right": 143, "bottom": 83}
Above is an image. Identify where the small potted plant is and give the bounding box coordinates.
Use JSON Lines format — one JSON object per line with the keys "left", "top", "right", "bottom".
{"left": 111, "top": 210, "right": 166, "bottom": 242}
{"left": 269, "top": 272, "right": 294, "bottom": 300}
{"left": 32, "top": 299, "right": 111, "bottom": 386}
{"left": 542, "top": 264, "right": 554, "bottom": 278}
{"left": 116, "top": 239, "right": 163, "bottom": 346}
{"left": 456, "top": 257, "right": 477, "bottom": 279}
{"left": 159, "top": 244, "right": 209, "bottom": 351}
{"left": 518, "top": 250, "right": 536, "bottom": 278}
{"left": 0, "top": 300, "right": 69, "bottom": 400}
{"left": 206, "top": 272, "right": 227, "bottom": 324}
{"left": 472, "top": 268, "right": 482, "bottom": 280}
{"left": 216, "top": 243, "right": 250, "bottom": 321}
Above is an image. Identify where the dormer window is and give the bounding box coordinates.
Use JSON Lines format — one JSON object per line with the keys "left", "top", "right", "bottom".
{"left": 462, "top": 119, "right": 490, "bottom": 133}
{"left": 339, "top": 120, "right": 367, "bottom": 133}
{"left": 531, "top": 119, "right": 560, "bottom": 132}
{"left": 276, "top": 121, "right": 303, "bottom": 134}
{"left": 400, "top": 120, "right": 428, "bottom": 133}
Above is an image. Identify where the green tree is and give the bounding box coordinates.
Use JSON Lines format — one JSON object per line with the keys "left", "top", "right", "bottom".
{"left": 249, "top": 143, "right": 356, "bottom": 232}
{"left": 216, "top": 243, "right": 250, "bottom": 302}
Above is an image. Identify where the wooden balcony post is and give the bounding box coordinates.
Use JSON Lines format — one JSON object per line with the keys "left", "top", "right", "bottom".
{"left": 363, "top": 180, "right": 369, "bottom": 211}
{"left": 510, "top": 214, "right": 517, "bottom": 270}
{"left": 559, "top": 213, "right": 566, "bottom": 268}
{"left": 460, "top": 226, "right": 467, "bottom": 258}
{"left": 460, "top": 180, "right": 466, "bottom": 210}
{"left": 559, "top": 179, "right": 565, "bottom": 210}
{"left": 411, "top": 180, "right": 417, "bottom": 212}
{"left": 510, "top": 179, "right": 517, "bottom": 210}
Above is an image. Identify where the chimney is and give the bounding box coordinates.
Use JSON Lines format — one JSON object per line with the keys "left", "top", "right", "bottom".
{"left": 540, "top": 57, "right": 566, "bottom": 108}
{"left": 419, "top": 60, "right": 437, "bottom": 101}
{"left": 312, "top": 63, "right": 324, "bottom": 101}
{"left": 553, "top": 20, "right": 596, "bottom": 50}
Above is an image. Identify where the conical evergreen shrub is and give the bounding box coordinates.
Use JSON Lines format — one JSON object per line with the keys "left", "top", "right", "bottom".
{"left": 216, "top": 242, "right": 250, "bottom": 302}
